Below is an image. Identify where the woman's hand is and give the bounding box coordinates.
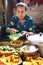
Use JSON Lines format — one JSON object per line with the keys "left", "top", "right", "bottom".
{"left": 6, "top": 28, "right": 18, "bottom": 34}
{"left": 21, "top": 31, "right": 28, "bottom": 36}
{"left": 21, "top": 31, "right": 33, "bottom": 36}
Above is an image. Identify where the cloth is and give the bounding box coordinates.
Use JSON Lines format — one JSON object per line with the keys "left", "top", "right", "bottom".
{"left": 6, "top": 15, "right": 35, "bottom": 32}
{"left": 24, "top": 0, "right": 30, "bottom": 5}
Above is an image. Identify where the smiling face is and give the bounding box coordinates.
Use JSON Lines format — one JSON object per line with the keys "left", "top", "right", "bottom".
{"left": 16, "top": 6, "right": 27, "bottom": 20}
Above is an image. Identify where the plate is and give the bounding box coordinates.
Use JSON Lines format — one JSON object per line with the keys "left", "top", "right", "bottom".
{"left": 23, "top": 57, "right": 43, "bottom": 65}
{"left": 0, "top": 46, "right": 15, "bottom": 55}
{"left": 10, "top": 40, "right": 23, "bottom": 48}
{"left": 0, "top": 55, "right": 22, "bottom": 65}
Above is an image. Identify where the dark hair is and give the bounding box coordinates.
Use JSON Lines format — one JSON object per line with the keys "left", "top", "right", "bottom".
{"left": 16, "top": 2, "right": 28, "bottom": 11}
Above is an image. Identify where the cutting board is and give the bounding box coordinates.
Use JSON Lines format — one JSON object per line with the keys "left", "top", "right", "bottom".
{"left": 7, "top": 33, "right": 22, "bottom": 40}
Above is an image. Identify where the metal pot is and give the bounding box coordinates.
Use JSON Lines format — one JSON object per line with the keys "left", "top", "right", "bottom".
{"left": 26, "top": 33, "right": 43, "bottom": 57}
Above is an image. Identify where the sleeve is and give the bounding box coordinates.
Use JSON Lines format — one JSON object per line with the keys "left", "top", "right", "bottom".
{"left": 28, "top": 17, "right": 35, "bottom": 32}
{"left": 6, "top": 16, "right": 16, "bottom": 28}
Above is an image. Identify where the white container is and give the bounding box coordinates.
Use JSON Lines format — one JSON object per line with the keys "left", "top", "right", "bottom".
{"left": 26, "top": 33, "right": 43, "bottom": 57}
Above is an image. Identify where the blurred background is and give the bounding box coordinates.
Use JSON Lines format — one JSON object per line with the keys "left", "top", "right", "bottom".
{"left": 0, "top": 0, "right": 43, "bottom": 38}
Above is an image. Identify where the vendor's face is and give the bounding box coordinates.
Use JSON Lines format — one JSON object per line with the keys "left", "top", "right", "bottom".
{"left": 16, "top": 6, "right": 27, "bottom": 20}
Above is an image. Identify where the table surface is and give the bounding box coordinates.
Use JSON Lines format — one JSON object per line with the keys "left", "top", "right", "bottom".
{"left": 0, "top": 36, "right": 43, "bottom": 58}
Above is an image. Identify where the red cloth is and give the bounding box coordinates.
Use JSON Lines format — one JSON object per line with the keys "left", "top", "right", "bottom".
{"left": 32, "top": 0, "right": 43, "bottom": 4}
{"left": 24, "top": 0, "right": 30, "bottom": 5}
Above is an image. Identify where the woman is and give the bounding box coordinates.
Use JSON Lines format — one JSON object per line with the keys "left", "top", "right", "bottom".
{"left": 6, "top": 2, "right": 35, "bottom": 35}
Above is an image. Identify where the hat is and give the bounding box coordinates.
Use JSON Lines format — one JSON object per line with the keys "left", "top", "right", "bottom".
{"left": 16, "top": 2, "right": 28, "bottom": 11}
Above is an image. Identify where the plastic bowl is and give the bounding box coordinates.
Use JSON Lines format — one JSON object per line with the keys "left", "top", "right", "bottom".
{"left": 10, "top": 40, "right": 23, "bottom": 48}
{"left": 20, "top": 45, "right": 38, "bottom": 56}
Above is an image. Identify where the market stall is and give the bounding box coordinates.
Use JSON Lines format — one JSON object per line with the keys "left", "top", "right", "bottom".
{"left": 0, "top": 33, "right": 43, "bottom": 65}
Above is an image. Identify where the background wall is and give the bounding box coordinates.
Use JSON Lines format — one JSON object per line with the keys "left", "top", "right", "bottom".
{"left": 27, "top": 4, "right": 43, "bottom": 32}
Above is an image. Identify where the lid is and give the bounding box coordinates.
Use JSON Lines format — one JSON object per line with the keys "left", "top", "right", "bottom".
{"left": 26, "top": 33, "right": 43, "bottom": 42}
